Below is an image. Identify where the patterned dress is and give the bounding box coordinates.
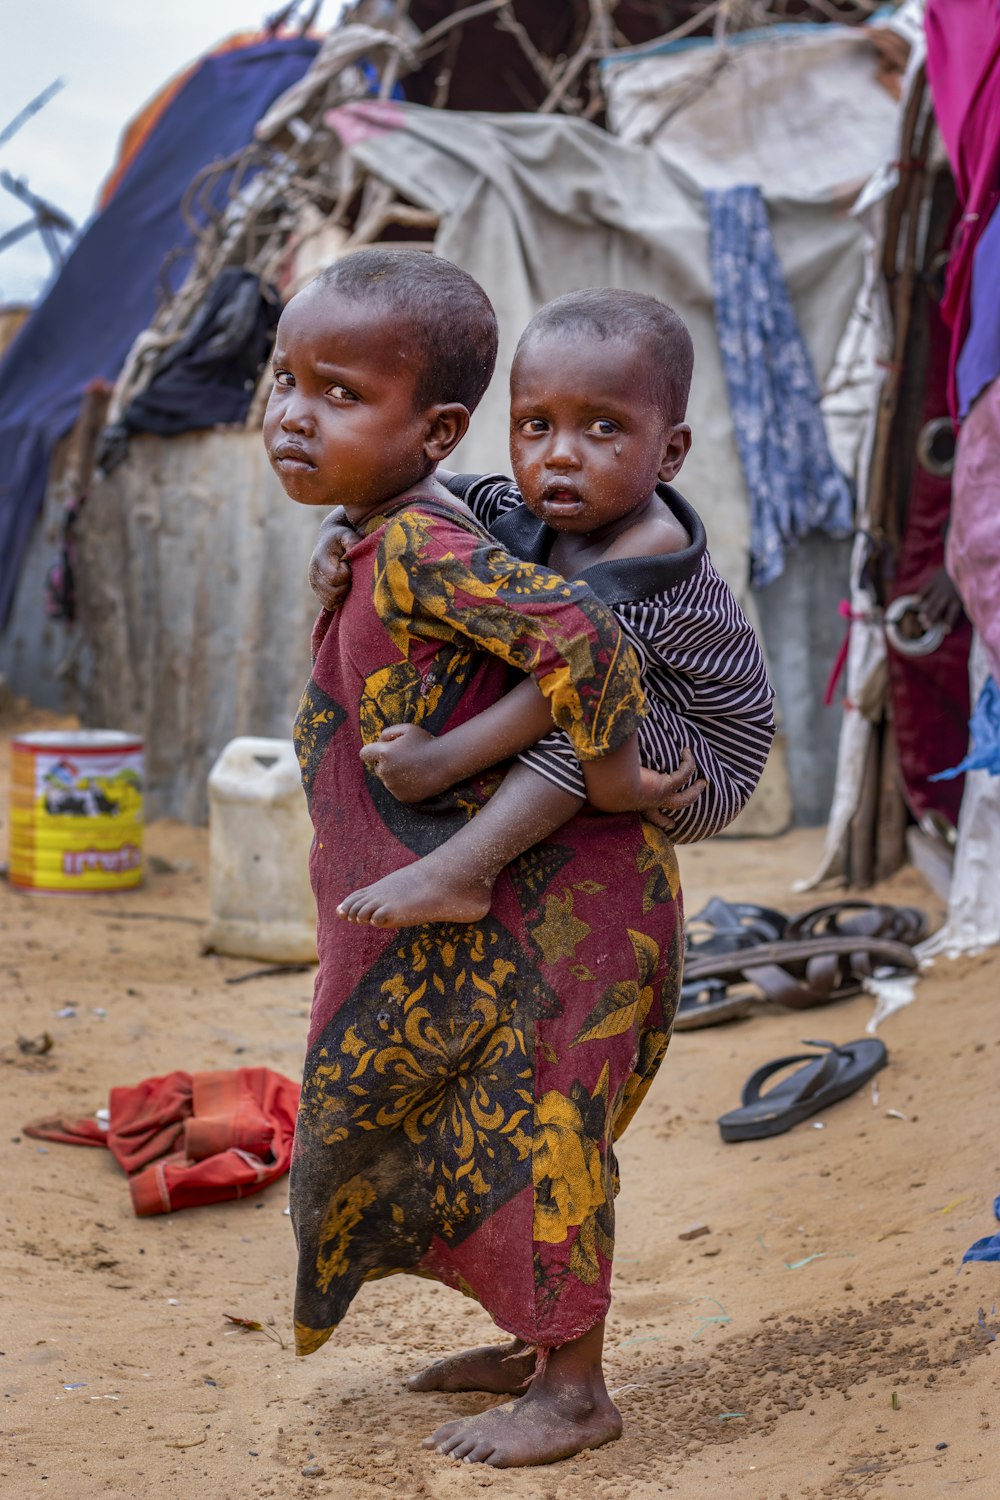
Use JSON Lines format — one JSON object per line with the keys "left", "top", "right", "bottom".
{"left": 290, "top": 500, "right": 684, "bottom": 1357}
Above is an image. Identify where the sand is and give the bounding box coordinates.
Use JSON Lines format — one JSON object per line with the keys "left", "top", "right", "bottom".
{"left": 1, "top": 704, "right": 996, "bottom": 1500}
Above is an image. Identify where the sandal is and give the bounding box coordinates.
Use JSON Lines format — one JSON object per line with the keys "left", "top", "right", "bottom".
{"left": 684, "top": 896, "right": 787, "bottom": 959}
{"left": 718, "top": 1037, "right": 888, "bottom": 1141}
{"left": 785, "top": 900, "right": 927, "bottom": 947}
{"left": 682, "top": 934, "right": 918, "bottom": 1013}
{"left": 674, "top": 976, "right": 756, "bottom": 1031}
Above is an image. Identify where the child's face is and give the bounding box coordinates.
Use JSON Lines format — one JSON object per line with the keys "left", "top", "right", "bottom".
{"left": 509, "top": 331, "right": 690, "bottom": 537}
{"left": 264, "top": 285, "right": 435, "bottom": 517}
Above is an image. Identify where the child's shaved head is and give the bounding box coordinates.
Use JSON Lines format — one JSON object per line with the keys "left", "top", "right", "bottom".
{"left": 315, "top": 248, "right": 498, "bottom": 414}
{"left": 516, "top": 288, "right": 694, "bottom": 424}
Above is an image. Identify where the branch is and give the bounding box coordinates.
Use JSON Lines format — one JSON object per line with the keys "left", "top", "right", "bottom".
{"left": 495, "top": 4, "right": 560, "bottom": 90}
{"left": 417, "top": 0, "right": 510, "bottom": 53}
{"left": 596, "top": 1, "right": 724, "bottom": 60}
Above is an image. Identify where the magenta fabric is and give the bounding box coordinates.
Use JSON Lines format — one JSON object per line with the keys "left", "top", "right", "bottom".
{"left": 925, "top": 0, "right": 1000, "bottom": 415}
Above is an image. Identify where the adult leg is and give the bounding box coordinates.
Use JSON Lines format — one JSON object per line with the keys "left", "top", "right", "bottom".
{"left": 337, "top": 766, "right": 581, "bottom": 926}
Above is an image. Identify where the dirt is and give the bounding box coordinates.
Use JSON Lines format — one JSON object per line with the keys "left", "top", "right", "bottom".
{"left": 0, "top": 704, "right": 996, "bottom": 1499}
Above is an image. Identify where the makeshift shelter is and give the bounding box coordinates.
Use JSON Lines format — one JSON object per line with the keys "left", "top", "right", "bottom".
{"left": 2, "top": 1, "right": 917, "bottom": 826}
{"left": 806, "top": 0, "right": 1000, "bottom": 955}
{"left": 0, "top": 27, "right": 321, "bottom": 694}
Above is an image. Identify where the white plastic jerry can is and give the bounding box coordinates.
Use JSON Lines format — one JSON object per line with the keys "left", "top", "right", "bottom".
{"left": 206, "top": 737, "right": 317, "bottom": 963}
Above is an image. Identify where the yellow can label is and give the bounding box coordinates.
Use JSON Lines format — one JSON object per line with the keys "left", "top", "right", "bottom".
{"left": 9, "top": 741, "right": 144, "bottom": 892}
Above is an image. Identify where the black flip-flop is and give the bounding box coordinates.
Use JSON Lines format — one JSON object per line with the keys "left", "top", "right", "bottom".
{"left": 717, "top": 1037, "right": 888, "bottom": 1142}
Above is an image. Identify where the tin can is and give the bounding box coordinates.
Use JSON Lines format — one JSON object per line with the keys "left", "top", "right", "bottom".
{"left": 9, "top": 730, "right": 144, "bottom": 893}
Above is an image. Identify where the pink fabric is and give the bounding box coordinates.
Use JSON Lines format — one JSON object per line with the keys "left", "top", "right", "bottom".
{"left": 324, "top": 99, "right": 403, "bottom": 148}
{"left": 947, "top": 375, "right": 1000, "bottom": 681}
{"left": 925, "top": 0, "right": 1000, "bottom": 414}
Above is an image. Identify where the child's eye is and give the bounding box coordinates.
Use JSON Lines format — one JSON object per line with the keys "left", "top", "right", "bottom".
{"left": 328, "top": 384, "right": 359, "bottom": 402}
{"left": 587, "top": 419, "right": 619, "bottom": 437}
{"left": 273, "top": 371, "right": 294, "bottom": 388}
{"left": 519, "top": 418, "right": 548, "bottom": 434}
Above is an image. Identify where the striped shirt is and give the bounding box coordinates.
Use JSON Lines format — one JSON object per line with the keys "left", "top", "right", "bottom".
{"left": 449, "top": 474, "right": 776, "bottom": 844}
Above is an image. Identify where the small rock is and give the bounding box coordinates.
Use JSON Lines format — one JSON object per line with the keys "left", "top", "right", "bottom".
{"left": 678, "top": 1223, "right": 711, "bottom": 1242}
{"left": 935, "top": 1442, "right": 949, "bottom": 1451}
{"left": 301, "top": 1464, "right": 325, "bottom": 1478}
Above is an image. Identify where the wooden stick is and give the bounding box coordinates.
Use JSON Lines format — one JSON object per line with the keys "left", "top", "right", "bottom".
{"left": 539, "top": 16, "right": 597, "bottom": 114}
{"left": 417, "top": 0, "right": 509, "bottom": 53}
{"left": 595, "top": 1, "right": 723, "bottom": 61}
{"left": 496, "top": 4, "right": 559, "bottom": 90}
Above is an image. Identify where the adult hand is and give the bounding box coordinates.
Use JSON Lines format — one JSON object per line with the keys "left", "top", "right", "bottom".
{"left": 917, "top": 566, "right": 964, "bottom": 633}
{"left": 308, "top": 508, "right": 358, "bottom": 611}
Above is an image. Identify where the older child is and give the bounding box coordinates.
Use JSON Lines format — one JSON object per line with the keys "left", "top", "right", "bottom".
{"left": 318, "top": 290, "right": 775, "bottom": 929}
{"left": 266, "top": 251, "right": 687, "bottom": 1468}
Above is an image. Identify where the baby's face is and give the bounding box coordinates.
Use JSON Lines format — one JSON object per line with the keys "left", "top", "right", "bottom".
{"left": 509, "top": 332, "right": 680, "bottom": 538}
{"left": 264, "top": 284, "right": 430, "bottom": 518}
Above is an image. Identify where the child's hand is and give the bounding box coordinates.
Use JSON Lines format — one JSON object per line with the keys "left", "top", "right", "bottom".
{"left": 359, "top": 724, "right": 459, "bottom": 803}
{"left": 634, "top": 748, "right": 707, "bottom": 826}
{"left": 309, "top": 508, "right": 358, "bottom": 611}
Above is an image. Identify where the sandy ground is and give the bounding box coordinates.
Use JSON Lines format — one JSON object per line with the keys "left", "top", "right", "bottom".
{"left": 1, "top": 703, "right": 997, "bottom": 1500}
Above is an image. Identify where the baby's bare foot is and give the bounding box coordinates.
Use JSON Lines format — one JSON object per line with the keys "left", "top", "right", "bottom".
{"left": 423, "top": 1388, "right": 622, "bottom": 1468}
{"left": 408, "top": 1341, "right": 535, "bottom": 1394}
{"left": 337, "top": 860, "right": 493, "bottom": 927}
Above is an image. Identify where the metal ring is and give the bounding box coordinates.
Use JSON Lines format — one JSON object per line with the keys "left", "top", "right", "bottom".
{"left": 885, "top": 594, "right": 947, "bottom": 657}
{"left": 916, "top": 417, "right": 956, "bottom": 477}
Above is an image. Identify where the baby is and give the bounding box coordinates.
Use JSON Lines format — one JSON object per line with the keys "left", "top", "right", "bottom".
{"left": 313, "top": 288, "right": 776, "bottom": 929}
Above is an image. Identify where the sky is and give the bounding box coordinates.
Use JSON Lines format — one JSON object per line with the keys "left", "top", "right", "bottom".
{"left": 0, "top": 0, "right": 343, "bottom": 305}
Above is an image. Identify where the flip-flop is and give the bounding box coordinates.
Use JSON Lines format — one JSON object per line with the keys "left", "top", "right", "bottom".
{"left": 717, "top": 1037, "right": 888, "bottom": 1142}
{"left": 682, "top": 934, "right": 918, "bottom": 1012}
{"left": 785, "top": 900, "right": 927, "bottom": 947}
{"left": 674, "top": 976, "right": 756, "bottom": 1031}
{"left": 685, "top": 897, "right": 788, "bottom": 959}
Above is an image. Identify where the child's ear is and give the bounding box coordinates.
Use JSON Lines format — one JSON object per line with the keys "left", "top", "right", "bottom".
{"left": 658, "top": 424, "right": 692, "bottom": 484}
{"left": 425, "top": 403, "right": 470, "bottom": 462}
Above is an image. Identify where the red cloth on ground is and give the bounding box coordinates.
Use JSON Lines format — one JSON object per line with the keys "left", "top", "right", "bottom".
{"left": 24, "top": 1067, "right": 299, "bottom": 1216}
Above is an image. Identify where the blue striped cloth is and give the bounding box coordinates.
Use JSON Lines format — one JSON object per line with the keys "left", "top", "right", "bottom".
{"left": 706, "top": 184, "right": 854, "bottom": 589}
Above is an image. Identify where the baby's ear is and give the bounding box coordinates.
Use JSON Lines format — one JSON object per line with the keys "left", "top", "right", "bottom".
{"left": 425, "top": 403, "right": 470, "bottom": 462}
{"left": 658, "top": 423, "right": 692, "bottom": 483}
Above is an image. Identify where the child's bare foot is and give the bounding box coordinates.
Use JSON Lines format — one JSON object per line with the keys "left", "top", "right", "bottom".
{"left": 423, "top": 1387, "right": 621, "bottom": 1468}
{"left": 422, "top": 1320, "right": 621, "bottom": 1468}
{"left": 337, "top": 850, "right": 493, "bottom": 927}
{"left": 407, "top": 1340, "right": 535, "bottom": 1394}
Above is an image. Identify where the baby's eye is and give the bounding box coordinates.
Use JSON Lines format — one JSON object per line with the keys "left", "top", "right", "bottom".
{"left": 328, "top": 384, "right": 359, "bottom": 402}
{"left": 519, "top": 418, "right": 548, "bottom": 434}
{"left": 273, "top": 370, "right": 294, "bottom": 388}
{"left": 587, "top": 419, "right": 619, "bottom": 437}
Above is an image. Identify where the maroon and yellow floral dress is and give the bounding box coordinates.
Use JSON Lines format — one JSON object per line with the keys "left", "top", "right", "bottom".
{"left": 290, "top": 500, "right": 683, "bottom": 1356}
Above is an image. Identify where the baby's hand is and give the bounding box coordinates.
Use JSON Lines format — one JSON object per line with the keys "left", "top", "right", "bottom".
{"left": 634, "top": 748, "right": 707, "bottom": 828}
{"left": 309, "top": 508, "right": 358, "bottom": 611}
{"left": 359, "top": 724, "right": 458, "bottom": 803}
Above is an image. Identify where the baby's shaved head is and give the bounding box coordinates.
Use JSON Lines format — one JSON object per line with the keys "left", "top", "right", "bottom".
{"left": 516, "top": 288, "right": 694, "bottom": 424}
{"left": 313, "top": 248, "right": 498, "bottom": 414}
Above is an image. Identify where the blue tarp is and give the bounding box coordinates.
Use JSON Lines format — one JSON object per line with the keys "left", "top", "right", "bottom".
{"left": 0, "top": 35, "right": 318, "bottom": 625}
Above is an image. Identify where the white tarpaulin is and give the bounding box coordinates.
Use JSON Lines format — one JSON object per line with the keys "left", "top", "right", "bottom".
{"left": 602, "top": 23, "right": 902, "bottom": 204}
